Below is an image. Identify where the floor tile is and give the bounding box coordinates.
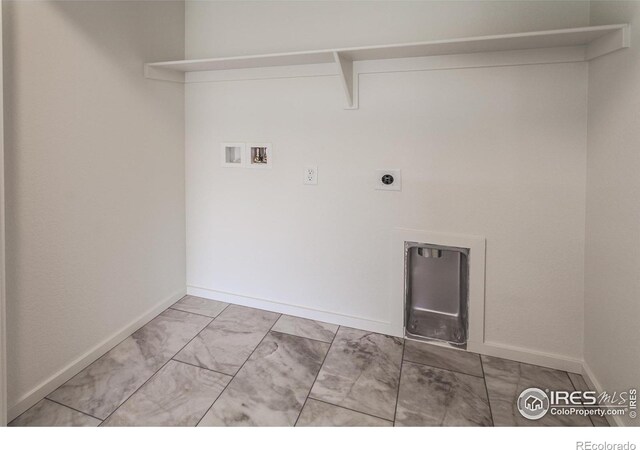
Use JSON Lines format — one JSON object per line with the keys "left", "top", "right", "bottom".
{"left": 171, "top": 295, "right": 229, "bottom": 318}
{"left": 567, "top": 372, "right": 610, "bottom": 427}
{"left": 403, "top": 340, "right": 483, "bottom": 377}
{"left": 395, "top": 362, "right": 492, "bottom": 426}
{"left": 103, "top": 360, "right": 231, "bottom": 426}
{"left": 174, "top": 305, "right": 279, "bottom": 376}
{"left": 9, "top": 399, "right": 101, "bottom": 427}
{"left": 272, "top": 315, "right": 338, "bottom": 343}
{"left": 48, "top": 309, "right": 211, "bottom": 419}
{"left": 482, "top": 355, "right": 592, "bottom": 426}
{"left": 198, "top": 332, "right": 329, "bottom": 426}
{"left": 309, "top": 327, "right": 403, "bottom": 421}
{"left": 296, "top": 399, "right": 392, "bottom": 427}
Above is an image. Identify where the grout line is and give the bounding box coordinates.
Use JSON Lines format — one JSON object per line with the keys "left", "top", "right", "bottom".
{"left": 169, "top": 358, "right": 234, "bottom": 378}
{"left": 402, "top": 356, "right": 485, "bottom": 379}
{"left": 194, "top": 313, "right": 283, "bottom": 427}
{"left": 300, "top": 326, "right": 397, "bottom": 425}
{"left": 391, "top": 339, "right": 406, "bottom": 426}
{"left": 567, "top": 372, "right": 598, "bottom": 427}
{"left": 98, "top": 315, "right": 216, "bottom": 426}
{"left": 479, "top": 355, "right": 495, "bottom": 427}
{"left": 199, "top": 302, "right": 232, "bottom": 322}
{"left": 38, "top": 398, "right": 104, "bottom": 423}
{"left": 562, "top": 371, "right": 597, "bottom": 426}
{"left": 306, "top": 397, "right": 393, "bottom": 424}
{"left": 567, "top": 371, "right": 580, "bottom": 393}
{"left": 168, "top": 307, "right": 228, "bottom": 320}
{"left": 268, "top": 329, "right": 336, "bottom": 345}
{"left": 43, "top": 306, "right": 184, "bottom": 410}
{"left": 293, "top": 326, "right": 340, "bottom": 427}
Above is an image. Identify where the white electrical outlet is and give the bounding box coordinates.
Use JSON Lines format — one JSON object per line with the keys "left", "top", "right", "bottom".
{"left": 304, "top": 167, "right": 318, "bottom": 185}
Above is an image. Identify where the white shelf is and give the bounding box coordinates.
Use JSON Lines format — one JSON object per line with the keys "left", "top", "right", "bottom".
{"left": 145, "top": 24, "right": 630, "bottom": 108}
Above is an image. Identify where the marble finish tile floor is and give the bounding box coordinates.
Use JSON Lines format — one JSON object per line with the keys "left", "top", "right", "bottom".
{"left": 309, "top": 327, "right": 404, "bottom": 421}
{"left": 9, "top": 399, "right": 101, "bottom": 427}
{"left": 403, "top": 339, "right": 483, "bottom": 377}
{"left": 198, "top": 331, "right": 329, "bottom": 426}
{"left": 103, "top": 360, "right": 231, "bottom": 426}
{"left": 170, "top": 295, "right": 229, "bottom": 318}
{"left": 46, "top": 308, "right": 212, "bottom": 419}
{"left": 271, "top": 315, "right": 338, "bottom": 343}
{"left": 395, "top": 362, "right": 492, "bottom": 426}
{"left": 10, "top": 295, "right": 606, "bottom": 427}
{"left": 482, "top": 355, "right": 594, "bottom": 426}
{"left": 567, "top": 372, "right": 610, "bottom": 427}
{"left": 173, "top": 305, "right": 279, "bottom": 376}
{"left": 296, "top": 399, "right": 393, "bottom": 427}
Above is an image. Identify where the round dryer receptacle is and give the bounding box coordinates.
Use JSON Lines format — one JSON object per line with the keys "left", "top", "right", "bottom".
{"left": 381, "top": 174, "right": 394, "bottom": 185}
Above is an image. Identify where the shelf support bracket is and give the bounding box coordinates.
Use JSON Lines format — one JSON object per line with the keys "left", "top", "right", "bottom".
{"left": 144, "top": 64, "right": 185, "bottom": 83}
{"left": 586, "top": 24, "right": 631, "bottom": 60}
{"left": 333, "top": 51, "right": 358, "bottom": 110}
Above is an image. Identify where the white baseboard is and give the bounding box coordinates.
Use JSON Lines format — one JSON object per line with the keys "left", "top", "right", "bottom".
{"left": 7, "top": 288, "right": 186, "bottom": 422}
{"left": 582, "top": 362, "right": 622, "bottom": 427}
{"left": 189, "top": 286, "right": 586, "bottom": 377}
{"left": 473, "top": 340, "right": 584, "bottom": 373}
{"left": 187, "top": 286, "right": 396, "bottom": 336}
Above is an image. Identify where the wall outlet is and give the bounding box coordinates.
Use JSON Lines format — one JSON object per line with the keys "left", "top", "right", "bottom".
{"left": 304, "top": 167, "right": 318, "bottom": 185}
{"left": 375, "top": 169, "right": 402, "bottom": 191}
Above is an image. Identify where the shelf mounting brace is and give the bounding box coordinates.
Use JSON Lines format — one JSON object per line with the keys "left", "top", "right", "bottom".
{"left": 586, "top": 23, "right": 631, "bottom": 60}
{"left": 333, "top": 51, "right": 358, "bottom": 110}
{"left": 144, "top": 64, "right": 185, "bottom": 83}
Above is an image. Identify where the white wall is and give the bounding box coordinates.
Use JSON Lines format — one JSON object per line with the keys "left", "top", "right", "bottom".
{"left": 186, "top": 0, "right": 590, "bottom": 58}
{"left": 3, "top": 1, "right": 185, "bottom": 417}
{"left": 586, "top": 1, "right": 640, "bottom": 427}
{"left": 186, "top": 1, "right": 590, "bottom": 364}
{"left": 0, "top": 0, "right": 6, "bottom": 427}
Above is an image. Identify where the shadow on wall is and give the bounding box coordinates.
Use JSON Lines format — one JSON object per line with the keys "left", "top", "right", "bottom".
{"left": 2, "top": 0, "right": 184, "bottom": 118}
{"left": 1, "top": 0, "right": 186, "bottom": 255}
{"left": 587, "top": 1, "right": 639, "bottom": 113}
{"left": 50, "top": 0, "right": 185, "bottom": 66}
{"left": 2, "top": 0, "right": 186, "bottom": 410}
